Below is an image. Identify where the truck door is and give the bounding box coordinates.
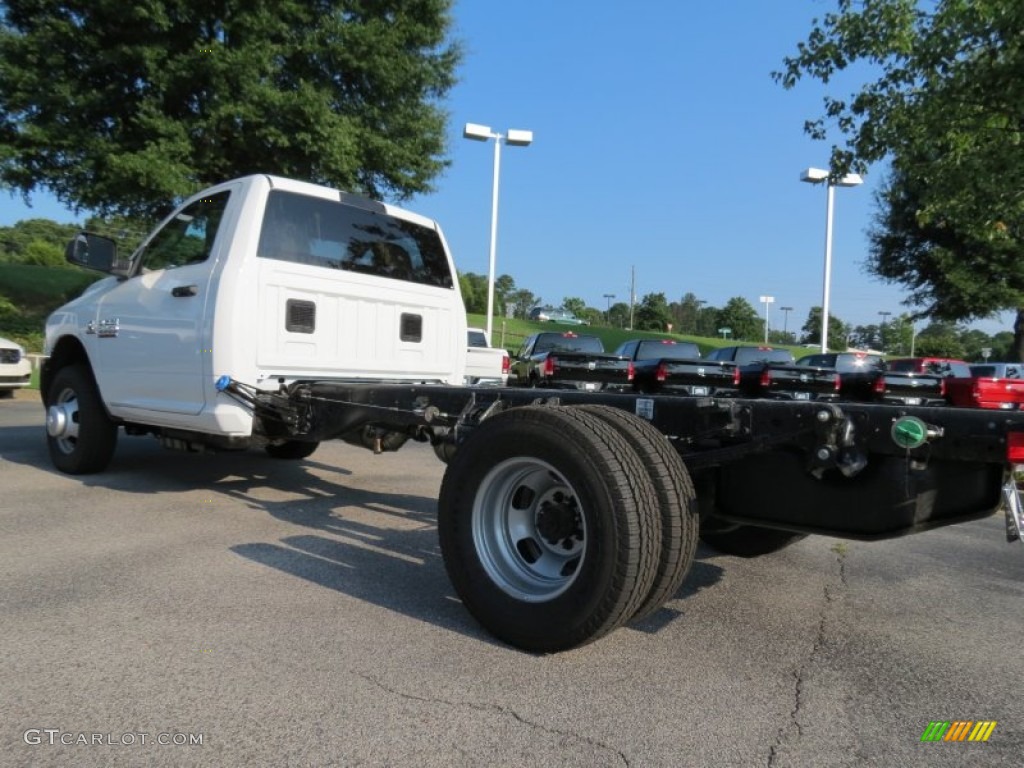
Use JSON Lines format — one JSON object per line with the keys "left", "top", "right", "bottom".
{"left": 92, "top": 191, "right": 232, "bottom": 415}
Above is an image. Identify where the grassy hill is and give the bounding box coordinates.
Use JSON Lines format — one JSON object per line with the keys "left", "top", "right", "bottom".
{"left": 0, "top": 264, "right": 103, "bottom": 351}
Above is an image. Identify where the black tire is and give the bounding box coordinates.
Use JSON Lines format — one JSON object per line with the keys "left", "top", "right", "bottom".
{"left": 576, "top": 405, "right": 698, "bottom": 622}
{"left": 0, "top": 388, "right": 14, "bottom": 399}
{"left": 432, "top": 440, "right": 457, "bottom": 464}
{"left": 45, "top": 364, "right": 118, "bottom": 475}
{"left": 264, "top": 440, "right": 319, "bottom": 460}
{"left": 700, "top": 522, "right": 807, "bottom": 558}
{"left": 438, "top": 405, "right": 660, "bottom": 652}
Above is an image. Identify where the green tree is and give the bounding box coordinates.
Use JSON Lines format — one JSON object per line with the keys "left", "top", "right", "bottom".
{"left": 800, "top": 307, "right": 850, "bottom": 350}
{"left": 715, "top": 297, "right": 761, "bottom": 341}
{"left": 850, "top": 324, "right": 881, "bottom": 350}
{"left": 490, "top": 274, "right": 515, "bottom": 316}
{"left": 670, "top": 292, "right": 706, "bottom": 334}
{"left": 607, "top": 301, "right": 630, "bottom": 329}
{"left": 458, "top": 273, "right": 485, "bottom": 314}
{"left": 0, "top": 0, "right": 460, "bottom": 219}
{"left": 561, "top": 297, "right": 587, "bottom": 316}
{"left": 915, "top": 322, "right": 966, "bottom": 359}
{"left": 959, "top": 328, "right": 994, "bottom": 362}
{"left": 990, "top": 332, "right": 1016, "bottom": 361}
{"left": 0, "top": 218, "right": 81, "bottom": 262}
{"left": 777, "top": 0, "right": 1024, "bottom": 358}
{"left": 508, "top": 289, "right": 538, "bottom": 319}
{"left": 634, "top": 292, "right": 672, "bottom": 331}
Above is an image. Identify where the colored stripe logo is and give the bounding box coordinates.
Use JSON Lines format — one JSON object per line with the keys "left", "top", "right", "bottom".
{"left": 921, "top": 721, "right": 997, "bottom": 742}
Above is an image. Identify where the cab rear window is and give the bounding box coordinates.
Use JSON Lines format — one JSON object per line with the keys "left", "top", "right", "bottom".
{"left": 257, "top": 190, "right": 453, "bottom": 288}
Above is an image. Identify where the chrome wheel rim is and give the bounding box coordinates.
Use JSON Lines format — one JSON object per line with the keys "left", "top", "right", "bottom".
{"left": 472, "top": 457, "right": 587, "bottom": 602}
{"left": 46, "top": 387, "right": 80, "bottom": 454}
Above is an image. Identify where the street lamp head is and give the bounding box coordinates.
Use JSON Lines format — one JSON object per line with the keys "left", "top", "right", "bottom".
{"left": 834, "top": 172, "right": 864, "bottom": 187}
{"left": 505, "top": 129, "right": 534, "bottom": 147}
{"left": 800, "top": 167, "right": 829, "bottom": 183}
{"left": 463, "top": 122, "right": 495, "bottom": 141}
{"left": 800, "top": 166, "right": 863, "bottom": 187}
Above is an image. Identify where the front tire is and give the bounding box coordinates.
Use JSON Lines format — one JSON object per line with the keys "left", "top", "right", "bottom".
{"left": 46, "top": 364, "right": 118, "bottom": 475}
{"left": 438, "top": 405, "right": 660, "bottom": 652}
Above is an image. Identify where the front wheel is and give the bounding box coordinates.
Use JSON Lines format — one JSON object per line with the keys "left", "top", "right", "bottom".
{"left": 438, "top": 405, "right": 660, "bottom": 653}
{"left": 46, "top": 364, "right": 118, "bottom": 474}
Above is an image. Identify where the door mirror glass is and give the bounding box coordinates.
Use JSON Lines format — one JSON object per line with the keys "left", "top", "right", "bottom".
{"left": 65, "top": 232, "right": 129, "bottom": 275}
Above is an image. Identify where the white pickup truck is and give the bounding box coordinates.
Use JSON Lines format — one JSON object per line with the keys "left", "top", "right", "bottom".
{"left": 41, "top": 174, "right": 1024, "bottom": 654}
{"left": 464, "top": 327, "right": 509, "bottom": 386}
{"left": 43, "top": 174, "right": 467, "bottom": 473}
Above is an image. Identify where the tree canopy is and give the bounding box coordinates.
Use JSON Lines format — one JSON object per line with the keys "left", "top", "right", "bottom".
{"left": 777, "top": 0, "right": 1024, "bottom": 356}
{"left": 714, "top": 297, "right": 761, "bottom": 342}
{"left": 0, "top": 0, "right": 461, "bottom": 219}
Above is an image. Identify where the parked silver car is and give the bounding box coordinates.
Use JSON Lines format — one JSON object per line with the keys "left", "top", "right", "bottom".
{"left": 528, "top": 306, "right": 588, "bottom": 325}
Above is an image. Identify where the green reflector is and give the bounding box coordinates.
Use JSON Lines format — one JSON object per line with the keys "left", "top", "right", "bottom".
{"left": 892, "top": 416, "right": 928, "bottom": 449}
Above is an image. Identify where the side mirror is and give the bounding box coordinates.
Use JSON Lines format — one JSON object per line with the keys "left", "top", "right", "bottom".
{"left": 65, "top": 232, "right": 131, "bottom": 277}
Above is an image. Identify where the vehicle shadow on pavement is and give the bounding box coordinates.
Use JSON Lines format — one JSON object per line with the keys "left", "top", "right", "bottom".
{"left": 2, "top": 424, "right": 724, "bottom": 647}
{"left": 77, "top": 439, "right": 494, "bottom": 645}
{"left": 630, "top": 545, "right": 725, "bottom": 634}
{"left": 231, "top": 533, "right": 501, "bottom": 648}
{"left": 0, "top": 425, "right": 46, "bottom": 462}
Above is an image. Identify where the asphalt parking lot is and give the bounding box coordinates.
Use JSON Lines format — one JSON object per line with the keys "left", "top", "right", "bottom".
{"left": 2, "top": 392, "right": 1022, "bottom": 767}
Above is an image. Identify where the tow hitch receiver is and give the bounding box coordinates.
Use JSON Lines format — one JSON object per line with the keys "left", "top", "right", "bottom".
{"left": 1002, "top": 469, "right": 1024, "bottom": 545}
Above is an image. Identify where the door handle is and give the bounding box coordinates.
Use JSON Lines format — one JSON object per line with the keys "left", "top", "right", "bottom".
{"left": 171, "top": 285, "right": 198, "bottom": 297}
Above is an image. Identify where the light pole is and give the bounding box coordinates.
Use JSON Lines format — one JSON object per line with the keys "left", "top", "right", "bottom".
{"left": 603, "top": 293, "right": 615, "bottom": 323}
{"left": 878, "top": 310, "right": 892, "bottom": 352}
{"left": 759, "top": 295, "right": 775, "bottom": 344}
{"left": 464, "top": 122, "right": 533, "bottom": 341}
{"left": 695, "top": 299, "right": 707, "bottom": 334}
{"left": 800, "top": 167, "right": 864, "bottom": 352}
{"left": 780, "top": 306, "right": 793, "bottom": 340}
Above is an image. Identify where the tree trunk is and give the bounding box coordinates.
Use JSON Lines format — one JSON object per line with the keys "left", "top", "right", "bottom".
{"left": 1014, "top": 308, "right": 1024, "bottom": 362}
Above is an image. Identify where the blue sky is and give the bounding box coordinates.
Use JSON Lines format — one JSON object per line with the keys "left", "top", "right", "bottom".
{"left": 0, "top": 0, "right": 1009, "bottom": 336}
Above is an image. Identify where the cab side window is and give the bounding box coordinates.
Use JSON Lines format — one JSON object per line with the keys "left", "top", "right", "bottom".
{"left": 139, "top": 192, "right": 231, "bottom": 272}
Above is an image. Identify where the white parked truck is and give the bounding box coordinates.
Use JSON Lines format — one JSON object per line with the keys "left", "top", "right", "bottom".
{"left": 42, "top": 174, "right": 1024, "bottom": 653}
{"left": 464, "top": 327, "right": 509, "bottom": 386}
{"left": 44, "top": 174, "right": 466, "bottom": 470}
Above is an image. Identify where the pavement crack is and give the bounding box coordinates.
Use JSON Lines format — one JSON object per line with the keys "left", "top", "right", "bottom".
{"left": 354, "top": 670, "right": 630, "bottom": 766}
{"left": 767, "top": 545, "right": 848, "bottom": 767}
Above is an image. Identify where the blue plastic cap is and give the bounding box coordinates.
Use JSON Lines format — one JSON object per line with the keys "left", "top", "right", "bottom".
{"left": 215, "top": 375, "right": 232, "bottom": 391}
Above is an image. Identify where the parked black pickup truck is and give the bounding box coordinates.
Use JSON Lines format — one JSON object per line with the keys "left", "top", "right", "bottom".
{"left": 510, "top": 331, "right": 631, "bottom": 390}
{"left": 705, "top": 345, "right": 796, "bottom": 365}
{"left": 737, "top": 351, "right": 946, "bottom": 404}
{"left": 613, "top": 338, "right": 738, "bottom": 396}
